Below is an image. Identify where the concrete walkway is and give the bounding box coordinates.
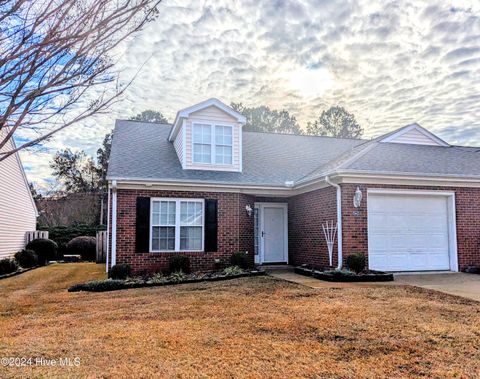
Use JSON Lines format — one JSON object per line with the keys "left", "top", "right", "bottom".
{"left": 393, "top": 272, "right": 480, "bottom": 302}
{"left": 268, "top": 270, "right": 480, "bottom": 301}
{"left": 268, "top": 270, "right": 385, "bottom": 289}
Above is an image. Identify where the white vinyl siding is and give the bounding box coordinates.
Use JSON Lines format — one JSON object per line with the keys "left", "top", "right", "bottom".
{"left": 150, "top": 198, "right": 204, "bottom": 252}
{"left": 0, "top": 135, "right": 37, "bottom": 258}
{"left": 389, "top": 128, "right": 441, "bottom": 145}
{"left": 173, "top": 125, "right": 185, "bottom": 167}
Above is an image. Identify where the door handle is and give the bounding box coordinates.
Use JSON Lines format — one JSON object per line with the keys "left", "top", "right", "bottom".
{"left": 261, "top": 231, "right": 265, "bottom": 237}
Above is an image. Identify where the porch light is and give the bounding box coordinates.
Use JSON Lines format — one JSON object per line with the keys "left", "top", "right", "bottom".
{"left": 245, "top": 204, "right": 253, "bottom": 217}
{"left": 353, "top": 186, "right": 362, "bottom": 208}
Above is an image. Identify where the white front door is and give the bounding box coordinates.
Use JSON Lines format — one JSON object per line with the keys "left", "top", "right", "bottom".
{"left": 255, "top": 203, "right": 288, "bottom": 264}
{"left": 368, "top": 192, "right": 455, "bottom": 272}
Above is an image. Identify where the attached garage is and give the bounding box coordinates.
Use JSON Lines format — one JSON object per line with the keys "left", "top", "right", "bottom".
{"left": 367, "top": 189, "right": 458, "bottom": 272}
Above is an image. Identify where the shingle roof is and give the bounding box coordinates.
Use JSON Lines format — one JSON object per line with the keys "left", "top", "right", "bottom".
{"left": 107, "top": 120, "right": 364, "bottom": 186}
{"left": 107, "top": 120, "right": 480, "bottom": 186}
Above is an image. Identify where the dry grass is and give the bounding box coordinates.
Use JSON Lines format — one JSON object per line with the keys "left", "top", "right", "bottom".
{"left": 1, "top": 263, "right": 479, "bottom": 378}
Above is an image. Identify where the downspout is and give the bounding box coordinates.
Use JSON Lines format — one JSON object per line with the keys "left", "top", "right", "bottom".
{"left": 325, "top": 176, "right": 343, "bottom": 269}
{"left": 106, "top": 186, "right": 111, "bottom": 272}
{"left": 111, "top": 180, "right": 117, "bottom": 268}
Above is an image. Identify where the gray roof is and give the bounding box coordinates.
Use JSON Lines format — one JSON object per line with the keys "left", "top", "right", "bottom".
{"left": 108, "top": 120, "right": 480, "bottom": 186}
{"left": 345, "top": 143, "right": 480, "bottom": 176}
{"left": 107, "top": 120, "right": 363, "bottom": 186}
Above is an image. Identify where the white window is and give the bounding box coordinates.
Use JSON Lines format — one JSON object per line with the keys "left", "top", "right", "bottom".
{"left": 192, "top": 123, "right": 233, "bottom": 165}
{"left": 193, "top": 124, "right": 211, "bottom": 163}
{"left": 215, "top": 125, "right": 233, "bottom": 164}
{"left": 151, "top": 198, "right": 204, "bottom": 252}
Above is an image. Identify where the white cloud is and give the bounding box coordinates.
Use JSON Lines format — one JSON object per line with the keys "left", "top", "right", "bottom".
{"left": 17, "top": 0, "right": 480, "bottom": 189}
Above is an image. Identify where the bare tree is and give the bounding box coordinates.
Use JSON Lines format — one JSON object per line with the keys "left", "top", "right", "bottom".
{"left": 0, "top": 0, "right": 161, "bottom": 161}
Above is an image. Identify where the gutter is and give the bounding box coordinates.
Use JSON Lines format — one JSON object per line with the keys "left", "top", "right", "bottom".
{"left": 325, "top": 175, "right": 342, "bottom": 270}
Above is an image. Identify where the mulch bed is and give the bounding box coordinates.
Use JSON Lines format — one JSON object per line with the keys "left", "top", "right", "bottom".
{"left": 294, "top": 266, "right": 394, "bottom": 282}
{"left": 69, "top": 270, "right": 266, "bottom": 292}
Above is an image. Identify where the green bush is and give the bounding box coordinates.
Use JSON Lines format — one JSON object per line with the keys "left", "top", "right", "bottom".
{"left": 0, "top": 258, "right": 19, "bottom": 275}
{"left": 69, "top": 279, "right": 126, "bottom": 292}
{"left": 230, "top": 251, "right": 249, "bottom": 269}
{"left": 43, "top": 225, "right": 105, "bottom": 259}
{"left": 14, "top": 249, "right": 38, "bottom": 268}
{"left": 169, "top": 255, "right": 191, "bottom": 274}
{"left": 345, "top": 253, "right": 366, "bottom": 274}
{"left": 108, "top": 264, "right": 132, "bottom": 280}
{"left": 67, "top": 236, "right": 96, "bottom": 261}
{"left": 26, "top": 238, "right": 58, "bottom": 266}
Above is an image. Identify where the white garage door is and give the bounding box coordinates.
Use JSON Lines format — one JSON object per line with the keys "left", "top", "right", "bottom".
{"left": 368, "top": 193, "right": 452, "bottom": 271}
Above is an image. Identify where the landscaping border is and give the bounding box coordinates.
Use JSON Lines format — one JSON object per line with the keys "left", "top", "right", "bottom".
{"left": 0, "top": 266, "right": 39, "bottom": 281}
{"left": 294, "top": 266, "right": 394, "bottom": 282}
{"left": 69, "top": 270, "right": 266, "bottom": 292}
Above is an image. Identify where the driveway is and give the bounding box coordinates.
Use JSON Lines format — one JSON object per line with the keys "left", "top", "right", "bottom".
{"left": 393, "top": 272, "right": 480, "bottom": 301}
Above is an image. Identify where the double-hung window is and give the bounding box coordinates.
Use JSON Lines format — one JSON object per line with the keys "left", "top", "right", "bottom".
{"left": 192, "top": 124, "right": 212, "bottom": 163}
{"left": 151, "top": 198, "right": 204, "bottom": 252}
{"left": 192, "top": 123, "right": 233, "bottom": 165}
{"left": 214, "top": 125, "right": 233, "bottom": 164}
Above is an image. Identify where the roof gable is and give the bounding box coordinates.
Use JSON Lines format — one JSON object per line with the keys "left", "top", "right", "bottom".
{"left": 168, "top": 98, "right": 246, "bottom": 141}
{"left": 379, "top": 123, "right": 449, "bottom": 146}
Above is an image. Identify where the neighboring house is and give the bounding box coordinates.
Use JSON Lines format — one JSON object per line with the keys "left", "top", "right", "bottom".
{"left": 107, "top": 98, "right": 480, "bottom": 274}
{"left": 0, "top": 132, "right": 38, "bottom": 258}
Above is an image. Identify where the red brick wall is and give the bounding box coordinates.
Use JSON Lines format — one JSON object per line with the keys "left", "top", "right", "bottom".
{"left": 109, "top": 189, "right": 255, "bottom": 274}
{"left": 341, "top": 183, "right": 480, "bottom": 271}
{"left": 288, "top": 187, "right": 337, "bottom": 269}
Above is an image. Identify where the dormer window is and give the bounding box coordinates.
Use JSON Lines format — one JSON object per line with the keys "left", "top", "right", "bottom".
{"left": 193, "top": 123, "right": 212, "bottom": 163}
{"left": 169, "top": 98, "right": 246, "bottom": 172}
{"left": 214, "top": 125, "right": 233, "bottom": 164}
{"left": 192, "top": 123, "right": 233, "bottom": 165}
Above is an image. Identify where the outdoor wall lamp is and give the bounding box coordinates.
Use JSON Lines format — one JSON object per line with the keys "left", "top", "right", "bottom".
{"left": 353, "top": 186, "right": 362, "bottom": 208}
{"left": 245, "top": 204, "right": 253, "bottom": 217}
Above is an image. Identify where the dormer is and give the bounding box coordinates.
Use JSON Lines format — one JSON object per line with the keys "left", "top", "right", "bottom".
{"left": 168, "top": 98, "right": 246, "bottom": 172}
{"left": 379, "top": 123, "right": 449, "bottom": 146}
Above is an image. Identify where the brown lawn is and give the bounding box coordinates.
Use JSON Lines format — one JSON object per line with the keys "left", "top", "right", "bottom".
{"left": 0, "top": 263, "right": 479, "bottom": 378}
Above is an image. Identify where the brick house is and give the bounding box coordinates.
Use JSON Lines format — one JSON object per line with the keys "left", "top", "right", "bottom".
{"left": 106, "top": 98, "right": 480, "bottom": 274}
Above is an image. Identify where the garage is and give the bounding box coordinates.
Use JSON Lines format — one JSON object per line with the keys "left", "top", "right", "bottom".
{"left": 367, "top": 190, "right": 457, "bottom": 272}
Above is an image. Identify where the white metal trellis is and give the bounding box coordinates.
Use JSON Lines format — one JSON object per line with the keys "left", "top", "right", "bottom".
{"left": 322, "top": 221, "right": 337, "bottom": 267}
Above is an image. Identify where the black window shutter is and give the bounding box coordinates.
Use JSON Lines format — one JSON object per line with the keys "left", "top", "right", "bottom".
{"left": 136, "top": 197, "right": 150, "bottom": 253}
{"left": 204, "top": 199, "right": 218, "bottom": 252}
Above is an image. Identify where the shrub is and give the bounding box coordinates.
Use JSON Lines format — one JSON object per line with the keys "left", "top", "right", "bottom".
{"left": 169, "top": 271, "right": 186, "bottom": 283}
{"left": 67, "top": 236, "right": 96, "bottom": 261}
{"left": 26, "top": 238, "right": 58, "bottom": 266}
{"left": 230, "top": 251, "right": 249, "bottom": 269}
{"left": 346, "top": 253, "right": 366, "bottom": 274}
{"left": 223, "top": 266, "right": 244, "bottom": 276}
{"left": 169, "top": 255, "right": 191, "bottom": 274}
{"left": 0, "top": 258, "right": 19, "bottom": 275}
{"left": 14, "top": 249, "right": 38, "bottom": 268}
{"left": 108, "top": 264, "right": 132, "bottom": 280}
{"left": 69, "top": 279, "right": 126, "bottom": 292}
{"left": 150, "top": 272, "right": 166, "bottom": 284}
{"left": 45, "top": 225, "right": 105, "bottom": 259}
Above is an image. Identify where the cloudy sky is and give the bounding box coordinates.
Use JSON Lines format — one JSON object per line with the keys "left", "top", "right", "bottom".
{"left": 19, "top": 0, "right": 480, "bottom": 190}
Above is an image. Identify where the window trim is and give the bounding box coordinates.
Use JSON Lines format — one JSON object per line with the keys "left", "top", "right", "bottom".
{"left": 192, "top": 122, "right": 234, "bottom": 166}
{"left": 149, "top": 198, "right": 205, "bottom": 253}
